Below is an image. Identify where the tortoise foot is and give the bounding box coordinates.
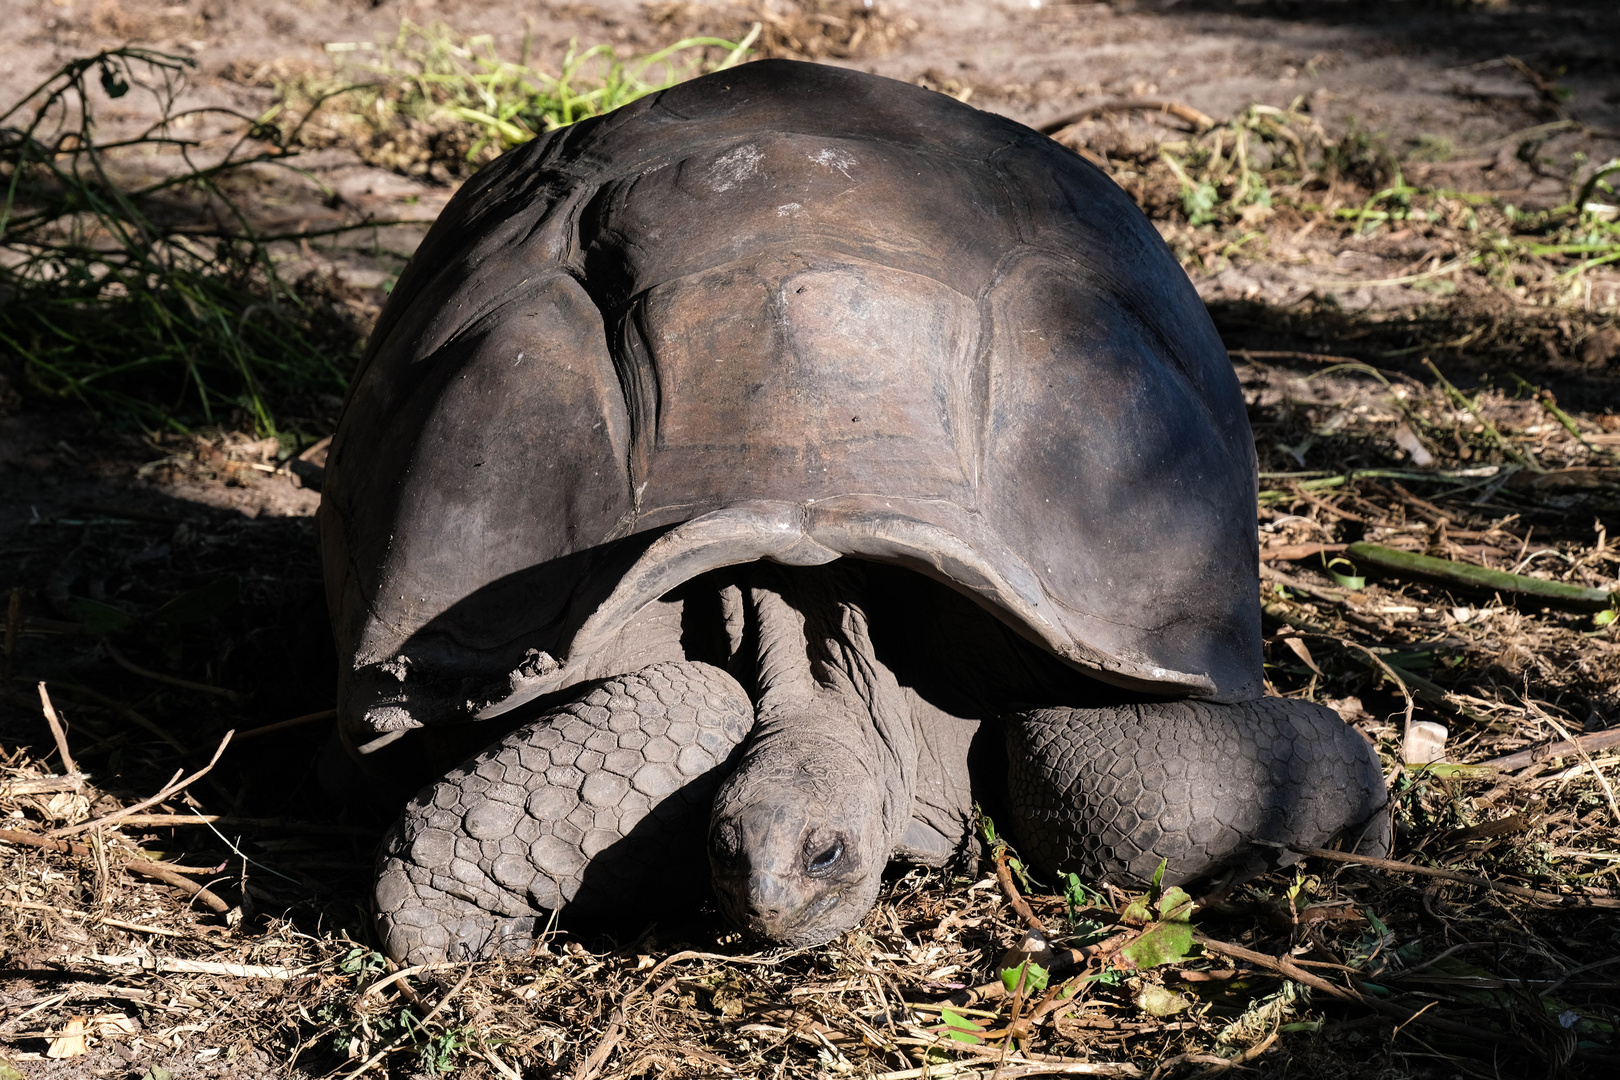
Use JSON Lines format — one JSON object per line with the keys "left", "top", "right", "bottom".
{"left": 374, "top": 661, "right": 754, "bottom": 964}
{"left": 1005, "top": 698, "right": 1389, "bottom": 889}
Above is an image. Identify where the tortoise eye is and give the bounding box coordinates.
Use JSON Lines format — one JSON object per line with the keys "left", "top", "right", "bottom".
{"left": 806, "top": 839, "right": 843, "bottom": 877}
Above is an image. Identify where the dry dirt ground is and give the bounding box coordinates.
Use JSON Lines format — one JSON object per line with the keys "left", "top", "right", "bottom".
{"left": 4, "top": 1, "right": 1620, "bottom": 1078}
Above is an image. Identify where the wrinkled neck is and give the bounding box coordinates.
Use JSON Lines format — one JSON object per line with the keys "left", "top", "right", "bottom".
{"left": 741, "top": 562, "right": 918, "bottom": 848}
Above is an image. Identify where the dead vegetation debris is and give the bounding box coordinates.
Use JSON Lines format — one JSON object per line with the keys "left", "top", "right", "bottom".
{"left": 6, "top": 381, "right": 1620, "bottom": 1076}
{"left": 3, "top": 7, "right": 1620, "bottom": 1079}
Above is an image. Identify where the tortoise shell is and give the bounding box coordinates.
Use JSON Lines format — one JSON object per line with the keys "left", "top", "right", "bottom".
{"left": 319, "top": 59, "right": 1260, "bottom": 755}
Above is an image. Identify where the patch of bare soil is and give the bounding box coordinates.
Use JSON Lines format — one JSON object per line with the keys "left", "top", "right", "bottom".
{"left": 4, "top": 1, "right": 1620, "bottom": 1077}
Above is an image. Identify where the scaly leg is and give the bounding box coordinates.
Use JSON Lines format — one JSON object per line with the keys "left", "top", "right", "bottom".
{"left": 1005, "top": 698, "right": 1389, "bottom": 888}
{"left": 375, "top": 661, "right": 753, "bottom": 963}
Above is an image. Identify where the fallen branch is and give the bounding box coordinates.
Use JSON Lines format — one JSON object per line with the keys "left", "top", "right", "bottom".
{"left": 1290, "top": 844, "right": 1620, "bottom": 908}
{"left": 47, "top": 730, "right": 233, "bottom": 839}
{"left": 102, "top": 638, "right": 241, "bottom": 701}
{"left": 1480, "top": 728, "right": 1620, "bottom": 772}
{"left": 1195, "top": 935, "right": 1514, "bottom": 1045}
{"left": 1260, "top": 542, "right": 1348, "bottom": 561}
{"left": 1039, "top": 98, "right": 1215, "bottom": 136}
{"left": 87, "top": 953, "right": 306, "bottom": 978}
{"left": 0, "top": 774, "right": 86, "bottom": 798}
{"left": 0, "top": 828, "right": 90, "bottom": 855}
{"left": 123, "top": 859, "right": 230, "bottom": 914}
{"left": 235, "top": 707, "right": 336, "bottom": 741}
{"left": 995, "top": 847, "right": 1049, "bottom": 934}
{"left": 1344, "top": 542, "right": 1611, "bottom": 609}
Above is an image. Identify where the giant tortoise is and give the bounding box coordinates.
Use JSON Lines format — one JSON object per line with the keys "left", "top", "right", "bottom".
{"left": 319, "top": 59, "right": 1390, "bottom": 965}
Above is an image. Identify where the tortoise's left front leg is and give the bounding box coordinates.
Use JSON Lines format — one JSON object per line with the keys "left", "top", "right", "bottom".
{"left": 375, "top": 661, "right": 753, "bottom": 964}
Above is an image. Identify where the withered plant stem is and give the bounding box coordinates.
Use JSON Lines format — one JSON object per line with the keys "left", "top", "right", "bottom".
{"left": 37, "top": 682, "right": 77, "bottom": 775}
{"left": 48, "top": 730, "right": 233, "bottom": 839}
{"left": 1290, "top": 844, "right": 1620, "bottom": 908}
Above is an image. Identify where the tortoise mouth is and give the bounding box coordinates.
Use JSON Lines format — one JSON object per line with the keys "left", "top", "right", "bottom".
{"left": 714, "top": 874, "right": 858, "bottom": 946}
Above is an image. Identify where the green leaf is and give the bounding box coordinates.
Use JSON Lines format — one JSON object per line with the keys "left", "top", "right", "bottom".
{"left": 1156, "top": 885, "right": 1194, "bottom": 920}
{"left": 1120, "top": 892, "right": 1153, "bottom": 926}
{"left": 75, "top": 598, "right": 132, "bottom": 634}
{"left": 1000, "top": 960, "right": 1050, "bottom": 995}
{"left": 1324, "top": 555, "right": 1366, "bottom": 590}
{"left": 155, "top": 577, "right": 239, "bottom": 625}
{"left": 1119, "top": 919, "right": 1195, "bottom": 970}
{"left": 975, "top": 804, "right": 997, "bottom": 846}
{"left": 1595, "top": 609, "right": 1617, "bottom": 627}
{"left": 936, "top": 1008, "right": 985, "bottom": 1044}
{"left": 1182, "top": 180, "right": 1219, "bottom": 225}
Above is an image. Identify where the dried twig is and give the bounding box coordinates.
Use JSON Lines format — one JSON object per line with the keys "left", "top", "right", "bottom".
{"left": 1481, "top": 728, "right": 1620, "bottom": 771}
{"left": 1195, "top": 935, "right": 1514, "bottom": 1045}
{"left": 1532, "top": 705, "right": 1620, "bottom": 827}
{"left": 995, "top": 848, "right": 1048, "bottom": 934}
{"left": 1289, "top": 844, "right": 1620, "bottom": 908}
{"left": 37, "top": 682, "right": 77, "bottom": 774}
{"left": 345, "top": 967, "right": 474, "bottom": 1078}
{"left": 1260, "top": 542, "right": 1348, "bottom": 561}
{"left": 1040, "top": 98, "right": 1215, "bottom": 135}
{"left": 88, "top": 954, "right": 307, "bottom": 978}
{"left": 235, "top": 708, "right": 336, "bottom": 741}
{"left": 0, "top": 828, "right": 89, "bottom": 855}
{"left": 123, "top": 859, "right": 230, "bottom": 914}
{"left": 102, "top": 637, "right": 241, "bottom": 701}
{"left": 47, "top": 730, "right": 233, "bottom": 839}
{"left": 0, "top": 774, "right": 86, "bottom": 798}
{"left": 0, "top": 898, "right": 191, "bottom": 937}
{"left": 1345, "top": 542, "right": 1611, "bottom": 608}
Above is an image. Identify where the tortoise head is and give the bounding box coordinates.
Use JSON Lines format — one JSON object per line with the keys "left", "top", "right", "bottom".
{"left": 707, "top": 728, "right": 888, "bottom": 945}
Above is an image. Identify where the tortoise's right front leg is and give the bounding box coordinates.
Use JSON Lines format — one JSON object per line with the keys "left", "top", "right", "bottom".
{"left": 375, "top": 661, "right": 754, "bottom": 964}
{"left": 1004, "top": 698, "right": 1391, "bottom": 890}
